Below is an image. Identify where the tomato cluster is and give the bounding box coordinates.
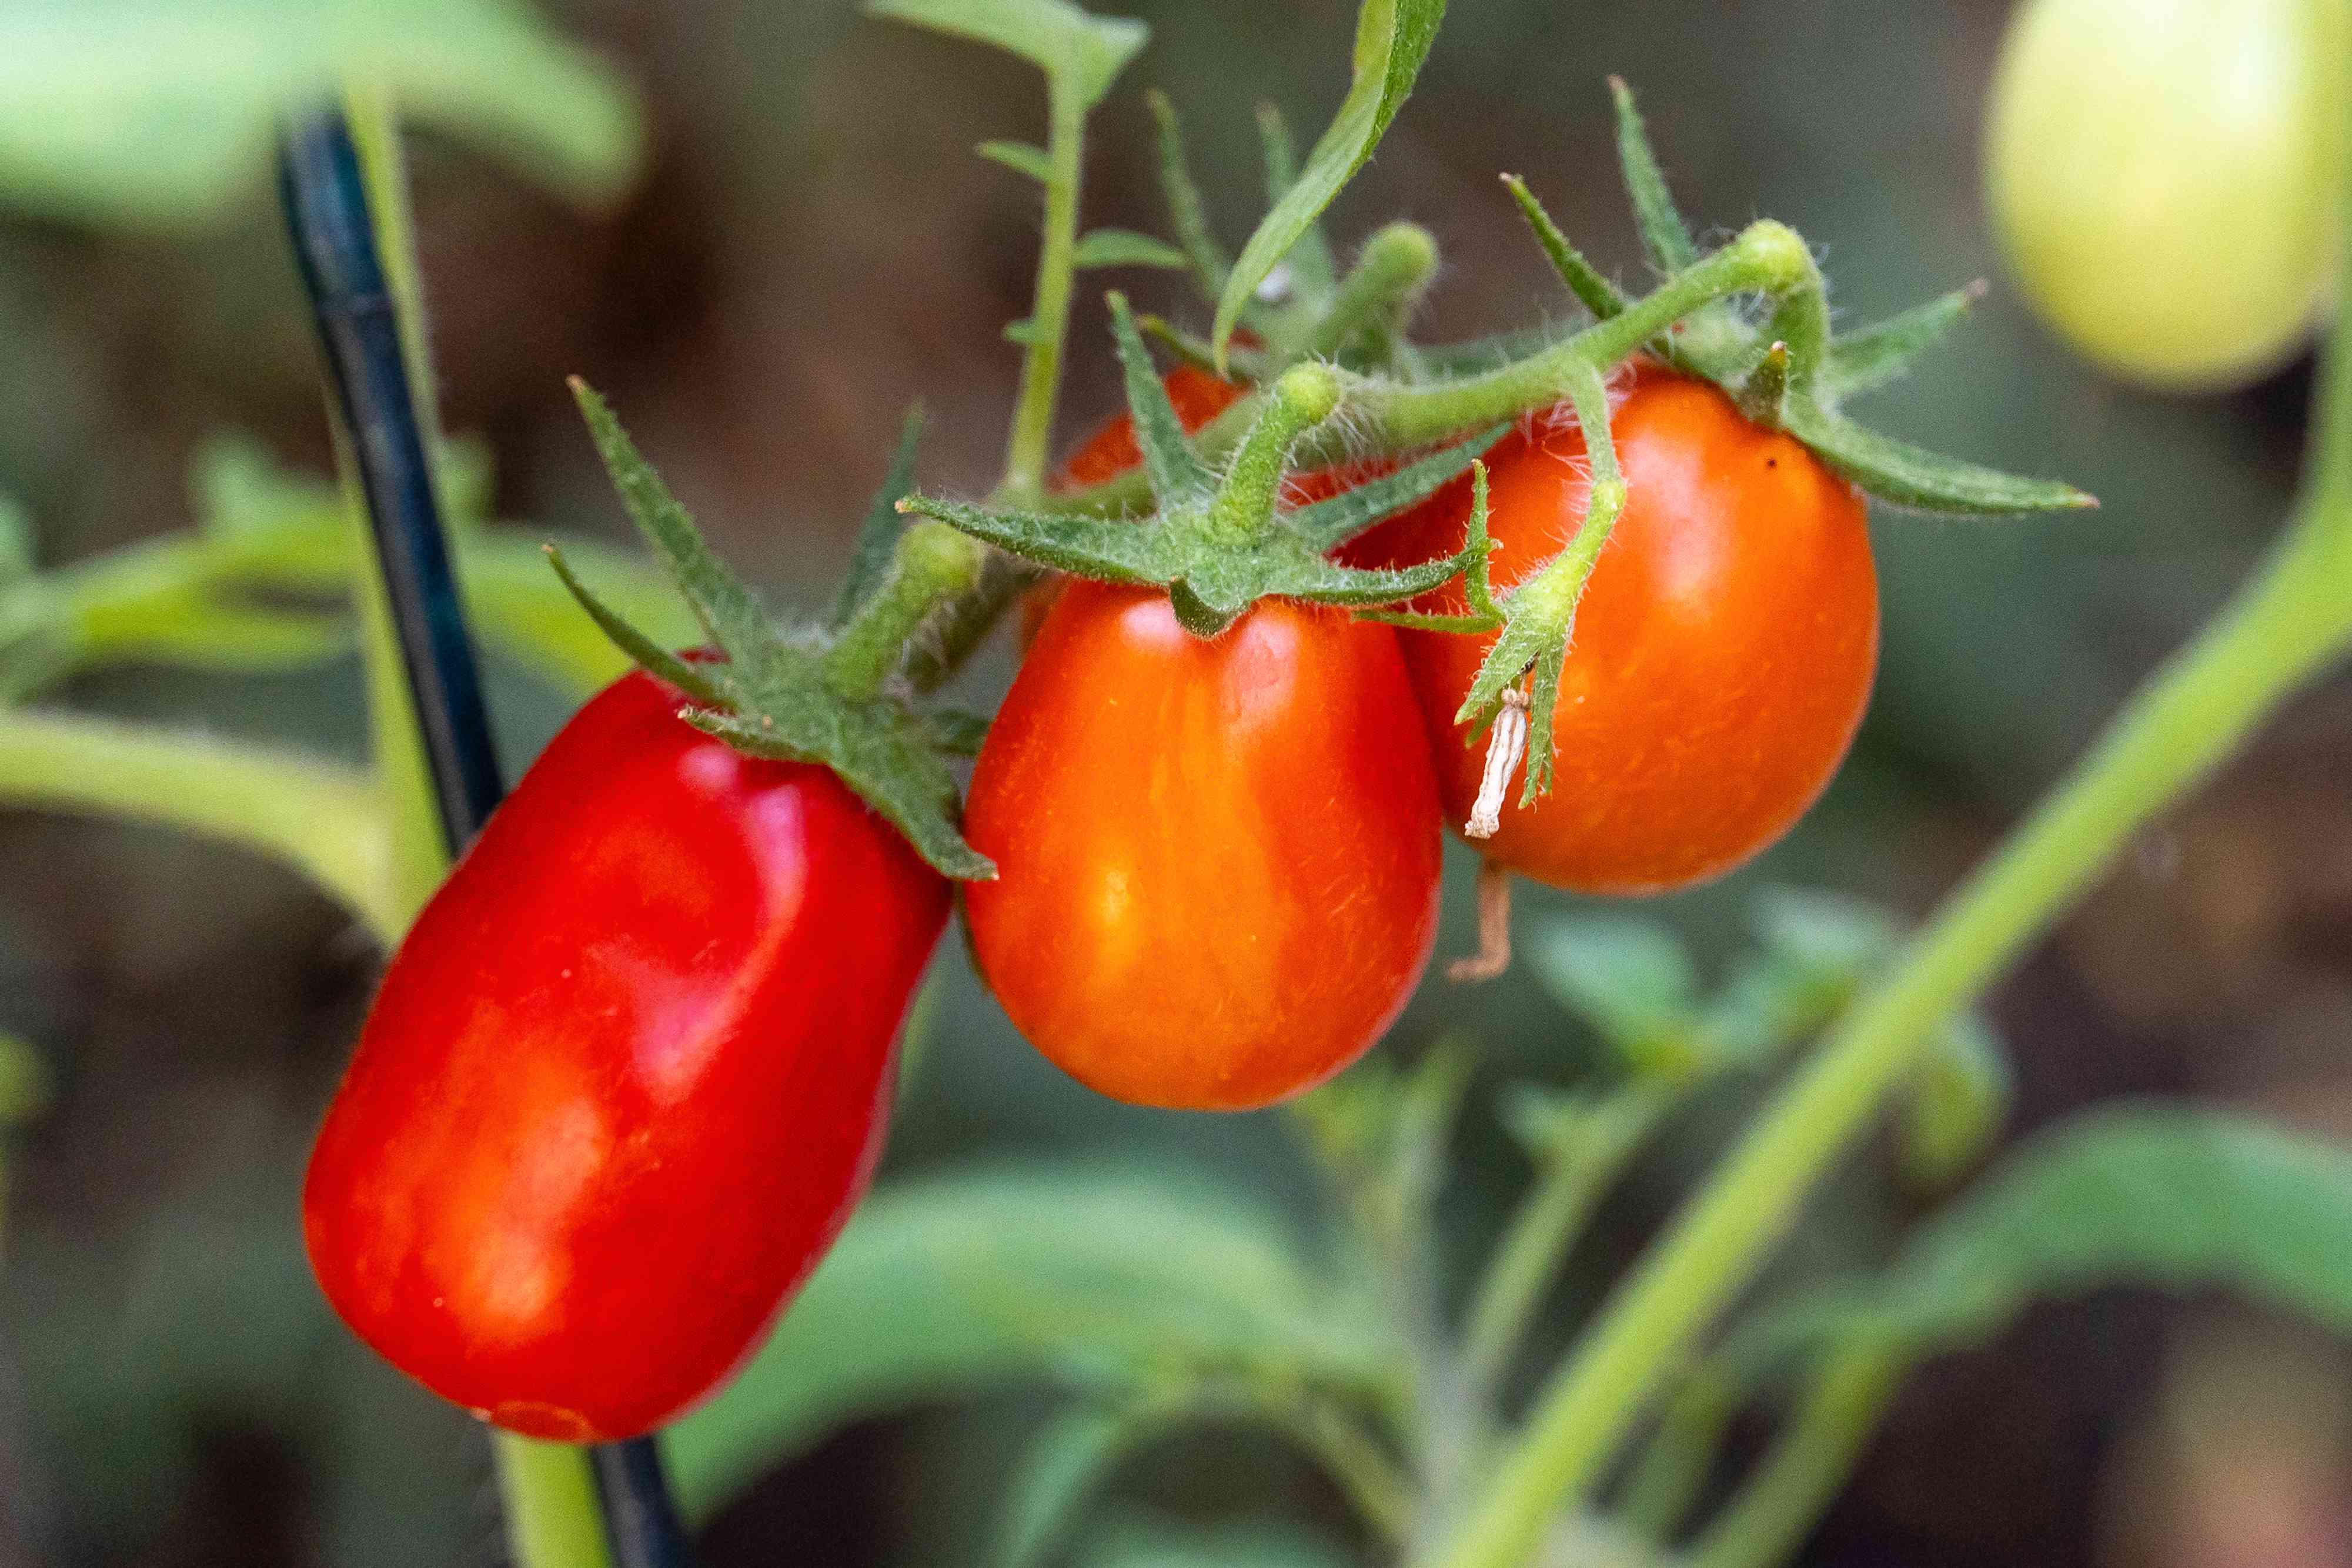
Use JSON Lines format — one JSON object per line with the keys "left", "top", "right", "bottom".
{"left": 305, "top": 352, "right": 1879, "bottom": 1440}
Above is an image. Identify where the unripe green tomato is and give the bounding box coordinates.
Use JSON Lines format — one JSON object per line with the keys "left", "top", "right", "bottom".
{"left": 1984, "top": 0, "right": 2347, "bottom": 390}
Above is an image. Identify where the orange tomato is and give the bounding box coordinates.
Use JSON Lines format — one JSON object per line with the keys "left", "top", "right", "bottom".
{"left": 964, "top": 580, "right": 1442, "bottom": 1109}
{"left": 1349, "top": 368, "right": 1877, "bottom": 894}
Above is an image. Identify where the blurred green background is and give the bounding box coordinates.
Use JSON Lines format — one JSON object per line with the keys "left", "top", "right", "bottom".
{"left": 2, "top": 1, "right": 2347, "bottom": 1564}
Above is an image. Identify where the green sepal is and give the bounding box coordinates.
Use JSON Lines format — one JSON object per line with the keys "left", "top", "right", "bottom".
{"left": 1288, "top": 423, "right": 1511, "bottom": 550}
{"left": 1779, "top": 399, "right": 2098, "bottom": 516}
{"left": 567, "top": 380, "right": 992, "bottom": 880}
{"left": 1819, "top": 283, "right": 1987, "bottom": 403}
{"left": 544, "top": 543, "right": 729, "bottom": 706}
{"left": 832, "top": 405, "right": 927, "bottom": 628}
{"left": 1146, "top": 88, "right": 1230, "bottom": 307}
{"left": 1609, "top": 76, "right": 1697, "bottom": 274}
{"left": 921, "top": 708, "right": 993, "bottom": 757}
{"left": 1499, "top": 173, "right": 1625, "bottom": 322}
{"left": 1073, "top": 229, "right": 1191, "bottom": 271}
{"left": 570, "top": 378, "right": 779, "bottom": 674}
{"left": 687, "top": 703, "right": 994, "bottom": 882}
{"left": 897, "top": 496, "right": 1185, "bottom": 583}
{"left": 1357, "top": 459, "right": 1503, "bottom": 633}
{"left": 1108, "top": 293, "right": 1216, "bottom": 502}
{"left": 977, "top": 139, "right": 1054, "bottom": 182}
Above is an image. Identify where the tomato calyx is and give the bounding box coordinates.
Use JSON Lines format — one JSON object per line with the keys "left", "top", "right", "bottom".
{"left": 901, "top": 293, "right": 1505, "bottom": 639}
{"left": 550, "top": 380, "right": 994, "bottom": 881}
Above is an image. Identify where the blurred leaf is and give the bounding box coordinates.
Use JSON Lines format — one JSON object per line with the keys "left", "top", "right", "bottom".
{"left": 0, "top": 0, "right": 644, "bottom": 228}
{"left": 0, "top": 1031, "right": 47, "bottom": 1125}
{"left": 1212, "top": 0, "right": 1447, "bottom": 359}
{"left": 1072, "top": 228, "right": 1191, "bottom": 271}
{"left": 0, "top": 496, "right": 32, "bottom": 584}
{"left": 978, "top": 138, "right": 1055, "bottom": 182}
{"left": 997, "top": 1401, "right": 1154, "bottom": 1568}
{"left": 1899, "top": 1012, "right": 2013, "bottom": 1196}
{"left": 1729, "top": 1106, "right": 2352, "bottom": 1379}
{"left": 1076, "top": 1513, "right": 1353, "bottom": 1568}
{"left": 1525, "top": 915, "right": 1702, "bottom": 1079}
{"left": 664, "top": 1163, "right": 1393, "bottom": 1520}
{"left": 1750, "top": 886, "right": 1900, "bottom": 977}
{"left": 864, "top": 0, "right": 1147, "bottom": 112}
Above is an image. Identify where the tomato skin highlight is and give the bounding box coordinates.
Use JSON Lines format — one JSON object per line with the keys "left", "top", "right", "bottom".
{"left": 1349, "top": 370, "right": 1877, "bottom": 895}
{"left": 303, "top": 668, "right": 948, "bottom": 1442}
{"left": 965, "top": 581, "right": 1443, "bottom": 1111}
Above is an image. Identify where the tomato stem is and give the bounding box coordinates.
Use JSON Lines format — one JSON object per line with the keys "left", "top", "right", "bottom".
{"left": 999, "top": 82, "right": 1088, "bottom": 502}
{"left": 823, "top": 520, "right": 986, "bottom": 700}
{"left": 1204, "top": 364, "right": 1342, "bottom": 547}
{"left": 1681, "top": 1343, "right": 1903, "bottom": 1568}
{"left": 1304, "top": 221, "right": 1440, "bottom": 366}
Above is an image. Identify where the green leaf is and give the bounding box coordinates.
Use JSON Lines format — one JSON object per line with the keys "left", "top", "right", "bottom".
{"left": 1108, "top": 292, "right": 1215, "bottom": 502}
{"left": 1252, "top": 102, "right": 1335, "bottom": 308}
{"left": 663, "top": 1163, "right": 1394, "bottom": 1521}
{"left": 1751, "top": 886, "right": 1900, "bottom": 978}
{"left": 1288, "top": 424, "right": 1509, "bottom": 550}
{"left": 1004, "top": 316, "right": 1041, "bottom": 346}
{"left": 997, "top": 1402, "right": 1155, "bottom": 1568}
{"left": 978, "top": 138, "right": 1055, "bottom": 182}
{"left": 1819, "top": 283, "right": 1986, "bottom": 403}
{"left": 1524, "top": 916, "right": 1703, "bottom": 1079}
{"left": 1900, "top": 1012, "right": 2013, "bottom": 1196}
{"left": 0, "top": 0, "right": 643, "bottom": 228}
{"left": 76, "top": 591, "right": 349, "bottom": 672}
{"left": 1608, "top": 76, "right": 1696, "bottom": 274}
{"left": 1729, "top": 1106, "right": 2352, "bottom": 1379}
{"left": 1779, "top": 399, "right": 2099, "bottom": 516}
{"left": 1073, "top": 228, "right": 1191, "bottom": 272}
{"left": 569, "top": 378, "right": 778, "bottom": 671}
{"left": 1212, "top": 0, "right": 1448, "bottom": 360}
{"left": 864, "top": 0, "right": 1147, "bottom": 112}
{"left": 832, "top": 404, "right": 927, "bottom": 628}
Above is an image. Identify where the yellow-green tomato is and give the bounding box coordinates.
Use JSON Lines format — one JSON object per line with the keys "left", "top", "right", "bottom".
{"left": 1985, "top": 0, "right": 2347, "bottom": 390}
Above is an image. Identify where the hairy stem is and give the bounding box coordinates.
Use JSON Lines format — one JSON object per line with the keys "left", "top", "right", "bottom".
{"left": 1001, "top": 83, "right": 1087, "bottom": 500}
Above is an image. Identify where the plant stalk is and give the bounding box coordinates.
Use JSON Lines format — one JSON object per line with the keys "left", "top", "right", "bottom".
{"left": 1000, "top": 82, "right": 1087, "bottom": 500}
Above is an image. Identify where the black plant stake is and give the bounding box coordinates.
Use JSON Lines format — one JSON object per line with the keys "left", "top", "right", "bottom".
{"left": 278, "top": 107, "right": 696, "bottom": 1568}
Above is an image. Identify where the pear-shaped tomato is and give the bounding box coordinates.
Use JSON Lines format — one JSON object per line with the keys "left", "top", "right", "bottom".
{"left": 964, "top": 581, "right": 1442, "bottom": 1110}
{"left": 1349, "top": 368, "right": 1877, "bottom": 894}
{"left": 304, "top": 666, "right": 947, "bottom": 1441}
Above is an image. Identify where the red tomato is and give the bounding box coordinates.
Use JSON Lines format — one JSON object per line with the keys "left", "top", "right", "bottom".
{"left": 304, "top": 667, "right": 948, "bottom": 1441}
{"left": 1349, "top": 368, "right": 1877, "bottom": 894}
{"left": 965, "top": 580, "right": 1442, "bottom": 1110}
